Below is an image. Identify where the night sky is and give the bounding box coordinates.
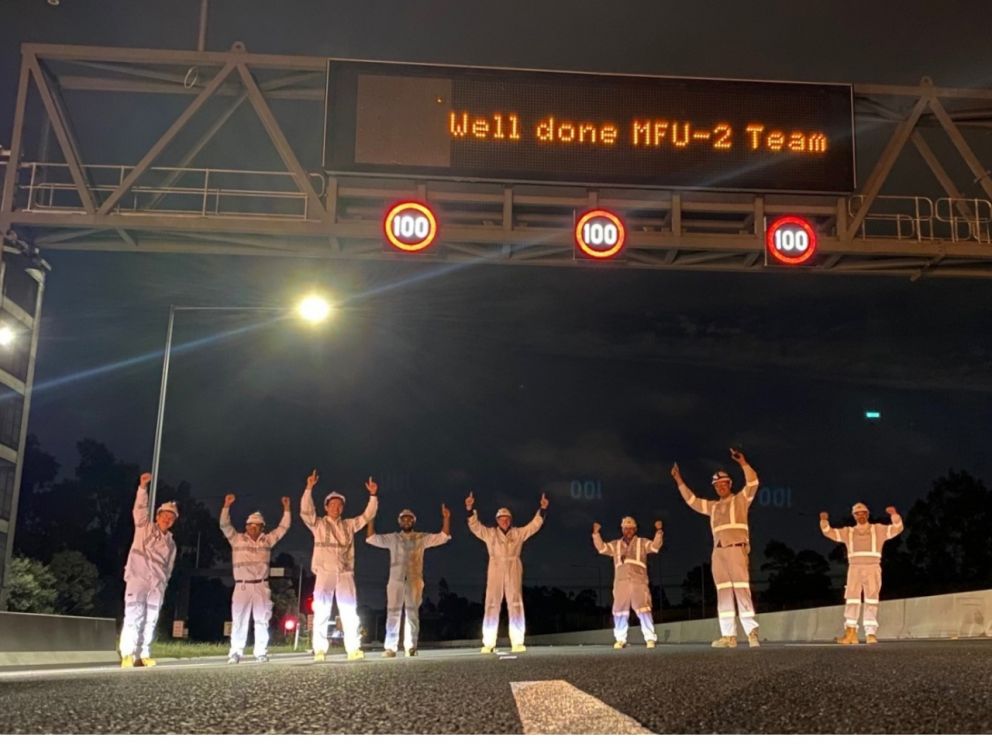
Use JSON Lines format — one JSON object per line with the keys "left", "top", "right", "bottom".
{"left": 2, "top": 1, "right": 990, "bottom": 602}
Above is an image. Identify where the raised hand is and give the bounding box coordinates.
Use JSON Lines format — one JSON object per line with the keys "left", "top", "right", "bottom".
{"left": 306, "top": 469, "right": 319, "bottom": 489}
{"left": 281, "top": 496, "right": 291, "bottom": 511}
{"left": 223, "top": 493, "right": 236, "bottom": 508}
{"left": 730, "top": 448, "right": 746, "bottom": 465}
{"left": 465, "top": 491, "right": 475, "bottom": 512}
{"left": 654, "top": 520, "right": 663, "bottom": 531}
{"left": 670, "top": 463, "right": 683, "bottom": 484}
{"left": 539, "top": 492, "right": 550, "bottom": 510}
{"left": 365, "top": 477, "right": 378, "bottom": 496}
{"left": 441, "top": 503, "right": 451, "bottom": 520}
{"left": 140, "top": 472, "right": 152, "bottom": 487}
{"left": 592, "top": 521, "right": 601, "bottom": 534}
{"left": 885, "top": 506, "right": 898, "bottom": 516}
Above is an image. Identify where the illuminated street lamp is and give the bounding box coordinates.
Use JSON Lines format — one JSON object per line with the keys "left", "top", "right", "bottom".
{"left": 0, "top": 324, "right": 15, "bottom": 347}
{"left": 149, "top": 295, "right": 333, "bottom": 511}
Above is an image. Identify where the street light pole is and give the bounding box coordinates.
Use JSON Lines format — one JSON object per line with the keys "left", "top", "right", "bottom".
{"left": 147, "top": 296, "right": 331, "bottom": 514}
{"left": 149, "top": 304, "right": 175, "bottom": 513}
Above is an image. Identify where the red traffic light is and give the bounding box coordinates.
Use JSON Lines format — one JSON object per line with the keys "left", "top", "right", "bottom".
{"left": 283, "top": 616, "right": 298, "bottom": 632}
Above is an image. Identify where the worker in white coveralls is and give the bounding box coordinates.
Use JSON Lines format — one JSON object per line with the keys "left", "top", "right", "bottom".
{"left": 671, "top": 448, "right": 761, "bottom": 648}
{"left": 820, "top": 502, "right": 903, "bottom": 644}
{"left": 219, "top": 493, "right": 291, "bottom": 664}
{"left": 120, "top": 472, "right": 179, "bottom": 668}
{"left": 465, "top": 490, "right": 549, "bottom": 654}
{"left": 593, "top": 517, "right": 664, "bottom": 649}
{"left": 301, "top": 469, "right": 378, "bottom": 661}
{"left": 366, "top": 503, "right": 452, "bottom": 657}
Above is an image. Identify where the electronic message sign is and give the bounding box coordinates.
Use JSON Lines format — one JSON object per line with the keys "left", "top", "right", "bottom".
{"left": 325, "top": 61, "right": 855, "bottom": 193}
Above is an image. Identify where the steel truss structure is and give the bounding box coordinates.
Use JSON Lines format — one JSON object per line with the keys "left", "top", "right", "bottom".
{"left": 3, "top": 42, "right": 992, "bottom": 279}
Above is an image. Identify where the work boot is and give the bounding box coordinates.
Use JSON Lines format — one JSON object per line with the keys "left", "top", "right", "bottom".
{"left": 748, "top": 629, "right": 761, "bottom": 648}
{"left": 646, "top": 640, "right": 656, "bottom": 649}
{"left": 511, "top": 645, "right": 527, "bottom": 653}
{"left": 613, "top": 641, "right": 628, "bottom": 649}
{"left": 711, "top": 636, "right": 737, "bottom": 648}
{"left": 866, "top": 634, "right": 878, "bottom": 644}
{"left": 405, "top": 648, "right": 418, "bottom": 657}
{"left": 256, "top": 655, "right": 269, "bottom": 663}
{"left": 836, "top": 627, "right": 859, "bottom": 645}
{"left": 227, "top": 654, "right": 241, "bottom": 665}
{"left": 382, "top": 649, "right": 397, "bottom": 658}
{"left": 480, "top": 645, "right": 495, "bottom": 654}
{"left": 313, "top": 651, "right": 326, "bottom": 662}
{"left": 346, "top": 650, "right": 365, "bottom": 661}
{"left": 120, "top": 655, "right": 135, "bottom": 668}
{"left": 138, "top": 657, "right": 157, "bottom": 667}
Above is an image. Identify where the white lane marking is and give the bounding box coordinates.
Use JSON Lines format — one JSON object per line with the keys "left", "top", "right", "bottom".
{"left": 511, "top": 680, "right": 652, "bottom": 735}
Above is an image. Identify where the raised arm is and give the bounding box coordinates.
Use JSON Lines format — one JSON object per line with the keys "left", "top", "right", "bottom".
{"left": 883, "top": 507, "right": 904, "bottom": 541}
{"left": 267, "top": 497, "right": 292, "bottom": 543}
{"left": 648, "top": 520, "right": 664, "bottom": 553}
{"left": 819, "top": 512, "right": 846, "bottom": 542}
{"left": 465, "top": 492, "right": 491, "bottom": 541}
{"left": 517, "top": 493, "right": 549, "bottom": 542}
{"left": 350, "top": 477, "right": 380, "bottom": 533}
{"left": 592, "top": 523, "right": 612, "bottom": 556}
{"left": 672, "top": 463, "right": 712, "bottom": 516}
{"left": 731, "top": 449, "right": 760, "bottom": 503}
{"left": 422, "top": 503, "right": 453, "bottom": 548}
{"left": 300, "top": 469, "right": 319, "bottom": 533}
{"left": 219, "top": 493, "right": 237, "bottom": 542}
{"left": 133, "top": 472, "right": 153, "bottom": 528}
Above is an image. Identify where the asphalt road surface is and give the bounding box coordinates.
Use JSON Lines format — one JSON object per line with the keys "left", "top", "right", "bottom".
{"left": 1, "top": 641, "right": 990, "bottom": 734}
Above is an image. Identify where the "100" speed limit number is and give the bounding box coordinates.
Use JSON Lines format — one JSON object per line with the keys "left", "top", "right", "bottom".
{"left": 765, "top": 215, "right": 817, "bottom": 265}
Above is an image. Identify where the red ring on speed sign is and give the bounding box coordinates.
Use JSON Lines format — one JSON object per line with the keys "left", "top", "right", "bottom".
{"left": 575, "top": 209, "right": 626, "bottom": 259}
{"left": 766, "top": 215, "right": 817, "bottom": 265}
{"left": 384, "top": 201, "right": 438, "bottom": 252}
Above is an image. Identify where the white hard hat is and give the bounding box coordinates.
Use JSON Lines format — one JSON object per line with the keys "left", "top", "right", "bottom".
{"left": 620, "top": 516, "right": 637, "bottom": 529}
{"left": 246, "top": 512, "right": 266, "bottom": 526}
{"left": 324, "top": 491, "right": 346, "bottom": 505}
{"left": 495, "top": 507, "right": 512, "bottom": 519}
{"left": 851, "top": 502, "right": 870, "bottom": 515}
{"left": 156, "top": 501, "right": 179, "bottom": 518}
{"left": 397, "top": 509, "right": 417, "bottom": 524}
{"left": 711, "top": 471, "right": 732, "bottom": 485}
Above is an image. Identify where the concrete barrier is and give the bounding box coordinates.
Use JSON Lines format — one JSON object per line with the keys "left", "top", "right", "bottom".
{"left": 0, "top": 611, "right": 118, "bottom": 666}
{"left": 527, "top": 588, "right": 992, "bottom": 646}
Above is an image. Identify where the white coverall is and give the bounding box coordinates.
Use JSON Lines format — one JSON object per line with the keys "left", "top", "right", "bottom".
{"left": 119, "top": 485, "right": 176, "bottom": 659}
{"left": 820, "top": 516, "right": 904, "bottom": 634}
{"left": 301, "top": 488, "right": 377, "bottom": 654}
{"left": 680, "top": 463, "right": 760, "bottom": 637}
{"left": 220, "top": 508, "right": 291, "bottom": 658}
{"left": 468, "top": 509, "right": 544, "bottom": 648}
{"left": 593, "top": 530, "right": 663, "bottom": 643}
{"left": 366, "top": 530, "right": 451, "bottom": 652}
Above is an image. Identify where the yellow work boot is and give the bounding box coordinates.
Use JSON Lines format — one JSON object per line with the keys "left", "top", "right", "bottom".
{"left": 313, "top": 651, "right": 326, "bottom": 662}
{"left": 405, "top": 647, "right": 418, "bottom": 657}
{"left": 138, "top": 657, "right": 156, "bottom": 668}
{"left": 866, "top": 634, "right": 878, "bottom": 644}
{"left": 613, "top": 641, "right": 627, "bottom": 649}
{"left": 646, "top": 640, "right": 656, "bottom": 649}
{"left": 480, "top": 645, "right": 495, "bottom": 654}
{"left": 511, "top": 645, "right": 527, "bottom": 653}
{"left": 836, "top": 627, "right": 859, "bottom": 645}
{"left": 748, "top": 629, "right": 761, "bottom": 648}
{"left": 382, "top": 649, "right": 397, "bottom": 658}
{"left": 711, "top": 636, "right": 737, "bottom": 648}
{"left": 346, "top": 650, "right": 365, "bottom": 661}
{"left": 120, "top": 655, "right": 135, "bottom": 668}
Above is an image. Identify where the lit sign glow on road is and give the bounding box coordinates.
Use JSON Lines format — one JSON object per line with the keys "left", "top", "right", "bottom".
{"left": 326, "top": 62, "right": 855, "bottom": 192}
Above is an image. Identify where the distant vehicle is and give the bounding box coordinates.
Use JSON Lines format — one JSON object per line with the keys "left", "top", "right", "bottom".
{"left": 328, "top": 615, "right": 366, "bottom": 646}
